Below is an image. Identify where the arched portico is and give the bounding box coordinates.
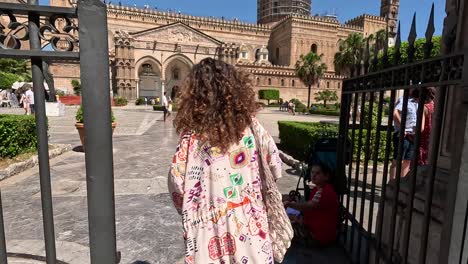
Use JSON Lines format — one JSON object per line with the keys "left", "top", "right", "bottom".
{"left": 162, "top": 54, "right": 193, "bottom": 101}
{"left": 135, "top": 56, "right": 162, "bottom": 100}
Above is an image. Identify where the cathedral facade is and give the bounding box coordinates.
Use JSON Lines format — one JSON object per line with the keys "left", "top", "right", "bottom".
{"left": 49, "top": 0, "right": 398, "bottom": 103}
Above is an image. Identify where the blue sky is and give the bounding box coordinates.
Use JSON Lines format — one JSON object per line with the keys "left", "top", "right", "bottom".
{"left": 122, "top": 0, "right": 445, "bottom": 38}
{"left": 42, "top": 0, "right": 445, "bottom": 39}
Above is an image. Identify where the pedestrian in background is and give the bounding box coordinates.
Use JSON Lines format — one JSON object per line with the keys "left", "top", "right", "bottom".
{"left": 25, "top": 87, "right": 35, "bottom": 115}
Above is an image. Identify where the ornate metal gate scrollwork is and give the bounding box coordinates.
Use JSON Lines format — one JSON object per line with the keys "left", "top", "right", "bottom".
{"left": 0, "top": 1, "right": 117, "bottom": 263}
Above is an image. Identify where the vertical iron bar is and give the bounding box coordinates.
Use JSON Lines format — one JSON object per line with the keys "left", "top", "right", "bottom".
{"left": 364, "top": 38, "right": 370, "bottom": 75}
{"left": 419, "top": 85, "right": 447, "bottom": 264}
{"left": 401, "top": 86, "right": 427, "bottom": 263}
{"left": 350, "top": 92, "right": 367, "bottom": 261}
{"left": 0, "top": 192, "right": 7, "bottom": 264}
{"left": 27, "top": 0, "right": 57, "bottom": 263}
{"left": 77, "top": 0, "right": 117, "bottom": 263}
{"left": 374, "top": 88, "right": 396, "bottom": 264}
{"left": 365, "top": 90, "right": 385, "bottom": 262}
{"left": 459, "top": 201, "right": 468, "bottom": 264}
{"left": 389, "top": 87, "right": 410, "bottom": 263}
{"left": 345, "top": 92, "right": 359, "bottom": 246}
{"left": 357, "top": 90, "right": 375, "bottom": 263}
{"left": 337, "top": 89, "right": 352, "bottom": 242}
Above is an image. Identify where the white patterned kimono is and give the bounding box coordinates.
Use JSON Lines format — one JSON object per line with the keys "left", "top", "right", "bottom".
{"left": 168, "top": 118, "right": 282, "bottom": 264}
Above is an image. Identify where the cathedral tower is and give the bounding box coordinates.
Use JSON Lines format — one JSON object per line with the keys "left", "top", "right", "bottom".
{"left": 257, "top": 0, "right": 311, "bottom": 24}
{"left": 380, "top": 0, "right": 399, "bottom": 37}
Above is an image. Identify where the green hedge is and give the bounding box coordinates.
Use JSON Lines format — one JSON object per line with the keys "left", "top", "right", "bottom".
{"left": 309, "top": 109, "right": 340, "bottom": 116}
{"left": 153, "top": 105, "right": 178, "bottom": 111}
{"left": 258, "top": 89, "right": 280, "bottom": 104}
{"left": 0, "top": 115, "right": 37, "bottom": 158}
{"left": 135, "top": 98, "right": 145, "bottom": 105}
{"left": 278, "top": 121, "right": 391, "bottom": 162}
{"left": 114, "top": 97, "right": 128, "bottom": 106}
{"left": 278, "top": 121, "right": 339, "bottom": 161}
{"left": 350, "top": 128, "right": 392, "bottom": 162}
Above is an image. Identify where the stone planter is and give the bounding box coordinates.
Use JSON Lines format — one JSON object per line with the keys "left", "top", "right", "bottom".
{"left": 75, "top": 122, "right": 117, "bottom": 150}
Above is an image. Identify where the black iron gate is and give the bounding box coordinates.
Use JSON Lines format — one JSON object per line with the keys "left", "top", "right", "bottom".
{"left": 0, "top": 0, "right": 116, "bottom": 263}
{"left": 336, "top": 5, "right": 467, "bottom": 264}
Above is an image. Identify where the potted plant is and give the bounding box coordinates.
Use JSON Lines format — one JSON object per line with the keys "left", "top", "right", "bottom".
{"left": 75, "top": 105, "right": 117, "bottom": 149}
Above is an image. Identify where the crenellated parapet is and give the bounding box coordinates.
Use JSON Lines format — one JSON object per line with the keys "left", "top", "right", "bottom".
{"left": 106, "top": 4, "right": 271, "bottom": 35}
{"left": 272, "top": 14, "right": 340, "bottom": 30}
{"left": 345, "top": 14, "right": 386, "bottom": 26}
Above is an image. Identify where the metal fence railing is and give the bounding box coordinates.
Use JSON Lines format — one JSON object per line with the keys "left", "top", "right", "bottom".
{"left": 336, "top": 4, "right": 467, "bottom": 264}
{"left": 0, "top": 0, "right": 117, "bottom": 263}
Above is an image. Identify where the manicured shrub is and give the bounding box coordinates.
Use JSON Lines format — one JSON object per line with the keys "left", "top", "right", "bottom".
{"left": 278, "top": 121, "right": 390, "bottom": 162}
{"left": 75, "top": 105, "right": 115, "bottom": 123}
{"left": 135, "top": 98, "right": 145, "bottom": 105}
{"left": 278, "top": 121, "right": 339, "bottom": 161}
{"left": 308, "top": 109, "right": 341, "bottom": 116}
{"left": 0, "top": 115, "right": 37, "bottom": 158}
{"left": 258, "top": 89, "right": 280, "bottom": 105}
{"left": 349, "top": 127, "right": 392, "bottom": 162}
{"left": 153, "top": 104, "right": 178, "bottom": 111}
{"left": 55, "top": 89, "right": 66, "bottom": 96}
{"left": 114, "top": 97, "right": 128, "bottom": 106}
{"left": 71, "top": 79, "right": 81, "bottom": 95}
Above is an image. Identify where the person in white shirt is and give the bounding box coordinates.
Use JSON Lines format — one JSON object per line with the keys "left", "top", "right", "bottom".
{"left": 390, "top": 89, "right": 425, "bottom": 180}
{"left": 25, "top": 87, "right": 35, "bottom": 114}
{"left": 162, "top": 91, "right": 169, "bottom": 122}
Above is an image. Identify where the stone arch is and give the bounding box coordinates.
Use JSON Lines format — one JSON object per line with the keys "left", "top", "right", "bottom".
{"left": 163, "top": 53, "right": 193, "bottom": 79}
{"left": 135, "top": 56, "right": 163, "bottom": 99}
{"left": 135, "top": 56, "right": 162, "bottom": 79}
{"left": 163, "top": 54, "right": 193, "bottom": 101}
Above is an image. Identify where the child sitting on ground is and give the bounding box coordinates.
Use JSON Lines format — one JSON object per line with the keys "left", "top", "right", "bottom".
{"left": 284, "top": 163, "right": 339, "bottom": 247}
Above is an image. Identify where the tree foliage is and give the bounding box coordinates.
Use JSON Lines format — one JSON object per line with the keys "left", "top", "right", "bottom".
{"left": 295, "top": 52, "right": 327, "bottom": 108}
{"left": 334, "top": 33, "right": 442, "bottom": 75}
{"left": 258, "top": 89, "right": 280, "bottom": 105}
{"left": 0, "top": 72, "right": 21, "bottom": 90}
{"left": 71, "top": 79, "right": 81, "bottom": 95}
{"left": 0, "top": 58, "right": 31, "bottom": 82}
{"left": 334, "top": 33, "right": 364, "bottom": 76}
{"left": 314, "top": 90, "right": 338, "bottom": 108}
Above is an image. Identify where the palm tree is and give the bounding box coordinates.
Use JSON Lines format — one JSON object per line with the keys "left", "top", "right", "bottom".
{"left": 334, "top": 33, "right": 364, "bottom": 76}
{"left": 295, "top": 52, "right": 327, "bottom": 108}
{"left": 375, "top": 29, "right": 387, "bottom": 51}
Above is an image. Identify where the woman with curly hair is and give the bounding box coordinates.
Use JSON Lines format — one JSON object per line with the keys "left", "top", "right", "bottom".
{"left": 169, "top": 58, "right": 282, "bottom": 264}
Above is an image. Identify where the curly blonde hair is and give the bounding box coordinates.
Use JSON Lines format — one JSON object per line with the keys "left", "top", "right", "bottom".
{"left": 174, "top": 58, "right": 259, "bottom": 152}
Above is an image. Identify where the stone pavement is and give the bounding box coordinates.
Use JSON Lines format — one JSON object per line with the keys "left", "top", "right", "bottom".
{"left": 0, "top": 106, "right": 348, "bottom": 263}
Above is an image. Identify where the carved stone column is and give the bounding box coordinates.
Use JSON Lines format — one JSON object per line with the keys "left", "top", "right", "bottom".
{"left": 114, "top": 31, "right": 136, "bottom": 99}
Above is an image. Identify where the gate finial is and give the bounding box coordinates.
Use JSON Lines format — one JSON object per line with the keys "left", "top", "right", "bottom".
{"left": 407, "top": 13, "right": 417, "bottom": 63}
{"left": 394, "top": 22, "right": 401, "bottom": 66}
{"left": 424, "top": 3, "right": 435, "bottom": 59}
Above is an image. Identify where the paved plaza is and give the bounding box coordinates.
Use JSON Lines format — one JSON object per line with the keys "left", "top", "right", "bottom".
{"left": 0, "top": 106, "right": 348, "bottom": 263}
